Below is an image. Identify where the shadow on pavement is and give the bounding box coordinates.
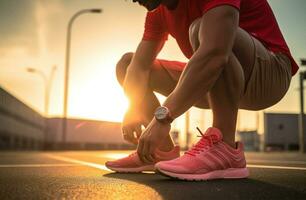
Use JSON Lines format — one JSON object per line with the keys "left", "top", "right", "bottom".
{"left": 104, "top": 172, "right": 306, "bottom": 200}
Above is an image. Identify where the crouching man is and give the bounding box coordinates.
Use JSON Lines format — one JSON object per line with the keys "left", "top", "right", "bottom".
{"left": 106, "top": 0, "right": 297, "bottom": 181}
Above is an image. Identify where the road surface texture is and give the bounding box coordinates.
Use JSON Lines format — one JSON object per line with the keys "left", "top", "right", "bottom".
{"left": 0, "top": 151, "right": 306, "bottom": 200}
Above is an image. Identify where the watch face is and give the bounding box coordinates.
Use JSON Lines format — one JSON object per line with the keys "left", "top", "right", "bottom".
{"left": 155, "top": 106, "right": 168, "bottom": 120}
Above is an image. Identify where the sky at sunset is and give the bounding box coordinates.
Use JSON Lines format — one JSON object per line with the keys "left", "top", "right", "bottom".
{"left": 0, "top": 0, "right": 306, "bottom": 133}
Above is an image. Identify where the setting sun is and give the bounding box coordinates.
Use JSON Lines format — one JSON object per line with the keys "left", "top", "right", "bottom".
{"left": 69, "top": 70, "right": 129, "bottom": 122}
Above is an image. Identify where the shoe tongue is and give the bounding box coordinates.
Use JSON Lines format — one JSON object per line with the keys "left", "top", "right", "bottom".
{"left": 204, "top": 127, "right": 223, "bottom": 142}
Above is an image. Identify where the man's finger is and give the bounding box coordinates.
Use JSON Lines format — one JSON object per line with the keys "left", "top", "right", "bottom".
{"left": 130, "top": 131, "right": 138, "bottom": 144}
{"left": 148, "top": 142, "right": 156, "bottom": 161}
{"left": 135, "top": 125, "right": 142, "bottom": 139}
{"left": 145, "top": 141, "right": 155, "bottom": 163}
{"left": 122, "top": 127, "right": 137, "bottom": 144}
{"left": 137, "top": 138, "right": 144, "bottom": 162}
{"left": 142, "top": 140, "right": 153, "bottom": 164}
{"left": 145, "top": 153, "right": 154, "bottom": 163}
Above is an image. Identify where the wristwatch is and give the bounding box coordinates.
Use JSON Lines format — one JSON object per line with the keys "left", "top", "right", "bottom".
{"left": 154, "top": 106, "right": 174, "bottom": 124}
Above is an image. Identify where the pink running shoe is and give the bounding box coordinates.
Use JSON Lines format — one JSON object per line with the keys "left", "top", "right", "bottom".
{"left": 105, "top": 146, "right": 180, "bottom": 173}
{"left": 155, "top": 127, "right": 249, "bottom": 181}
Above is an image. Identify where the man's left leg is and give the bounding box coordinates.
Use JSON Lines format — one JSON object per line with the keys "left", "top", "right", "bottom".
{"left": 155, "top": 47, "right": 250, "bottom": 179}
{"left": 189, "top": 18, "right": 254, "bottom": 148}
{"left": 156, "top": 18, "right": 291, "bottom": 180}
{"left": 154, "top": 20, "right": 257, "bottom": 180}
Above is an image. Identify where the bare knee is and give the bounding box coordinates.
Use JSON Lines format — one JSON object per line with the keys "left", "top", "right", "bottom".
{"left": 116, "top": 52, "right": 134, "bottom": 85}
{"left": 189, "top": 17, "right": 202, "bottom": 52}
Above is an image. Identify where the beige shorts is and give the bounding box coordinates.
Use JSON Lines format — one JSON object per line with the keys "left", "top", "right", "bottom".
{"left": 238, "top": 37, "right": 292, "bottom": 110}
{"left": 157, "top": 36, "right": 292, "bottom": 111}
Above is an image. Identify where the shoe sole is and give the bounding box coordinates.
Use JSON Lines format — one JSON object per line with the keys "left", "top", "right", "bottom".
{"left": 106, "top": 165, "right": 155, "bottom": 173}
{"left": 156, "top": 167, "right": 249, "bottom": 181}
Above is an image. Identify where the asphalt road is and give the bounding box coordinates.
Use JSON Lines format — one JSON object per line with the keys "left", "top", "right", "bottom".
{"left": 0, "top": 151, "right": 306, "bottom": 200}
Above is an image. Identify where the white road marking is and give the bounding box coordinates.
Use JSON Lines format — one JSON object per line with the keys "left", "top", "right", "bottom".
{"left": 0, "top": 164, "right": 80, "bottom": 168}
{"left": 247, "top": 164, "right": 306, "bottom": 171}
{"left": 247, "top": 159, "right": 306, "bottom": 165}
{"left": 47, "top": 154, "right": 112, "bottom": 172}
{"left": 98, "top": 153, "right": 129, "bottom": 159}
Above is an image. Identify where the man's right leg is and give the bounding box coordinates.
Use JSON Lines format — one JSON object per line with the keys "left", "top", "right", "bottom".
{"left": 116, "top": 52, "right": 180, "bottom": 151}
{"left": 105, "top": 56, "right": 182, "bottom": 172}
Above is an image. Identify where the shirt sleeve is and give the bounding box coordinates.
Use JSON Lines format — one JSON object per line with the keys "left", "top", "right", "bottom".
{"left": 201, "top": 0, "right": 241, "bottom": 13}
{"left": 142, "top": 9, "right": 168, "bottom": 41}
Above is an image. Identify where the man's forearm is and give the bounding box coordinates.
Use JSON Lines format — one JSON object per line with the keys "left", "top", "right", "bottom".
{"left": 163, "top": 53, "right": 227, "bottom": 119}
{"left": 122, "top": 40, "right": 163, "bottom": 111}
{"left": 123, "top": 66, "right": 151, "bottom": 109}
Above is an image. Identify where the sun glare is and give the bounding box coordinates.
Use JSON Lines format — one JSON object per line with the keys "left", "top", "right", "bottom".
{"left": 68, "top": 53, "right": 129, "bottom": 122}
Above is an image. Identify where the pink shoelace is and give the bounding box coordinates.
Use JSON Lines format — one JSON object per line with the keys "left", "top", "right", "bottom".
{"left": 185, "top": 127, "right": 219, "bottom": 156}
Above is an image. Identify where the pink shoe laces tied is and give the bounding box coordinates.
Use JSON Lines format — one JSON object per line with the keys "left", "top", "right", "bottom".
{"left": 185, "top": 127, "right": 219, "bottom": 156}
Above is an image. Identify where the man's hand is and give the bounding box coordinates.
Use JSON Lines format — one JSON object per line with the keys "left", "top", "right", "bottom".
{"left": 137, "top": 118, "right": 171, "bottom": 163}
{"left": 122, "top": 108, "right": 144, "bottom": 145}
{"left": 121, "top": 39, "right": 166, "bottom": 145}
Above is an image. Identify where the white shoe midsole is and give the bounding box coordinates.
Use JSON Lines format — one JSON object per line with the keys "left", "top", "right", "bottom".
{"left": 107, "top": 164, "right": 155, "bottom": 172}
{"left": 157, "top": 167, "right": 249, "bottom": 180}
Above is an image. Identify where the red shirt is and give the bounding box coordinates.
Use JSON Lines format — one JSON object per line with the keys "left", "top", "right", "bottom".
{"left": 142, "top": 0, "right": 298, "bottom": 75}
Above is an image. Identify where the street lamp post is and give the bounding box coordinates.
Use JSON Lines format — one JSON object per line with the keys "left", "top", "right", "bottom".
{"left": 62, "top": 9, "right": 102, "bottom": 143}
{"left": 298, "top": 58, "right": 306, "bottom": 153}
{"left": 26, "top": 65, "right": 57, "bottom": 116}
{"left": 26, "top": 66, "right": 57, "bottom": 145}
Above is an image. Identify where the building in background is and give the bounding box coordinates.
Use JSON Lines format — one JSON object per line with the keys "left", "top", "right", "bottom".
{"left": 236, "top": 130, "right": 260, "bottom": 151}
{"left": 0, "top": 87, "right": 45, "bottom": 150}
{"left": 263, "top": 113, "right": 302, "bottom": 151}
